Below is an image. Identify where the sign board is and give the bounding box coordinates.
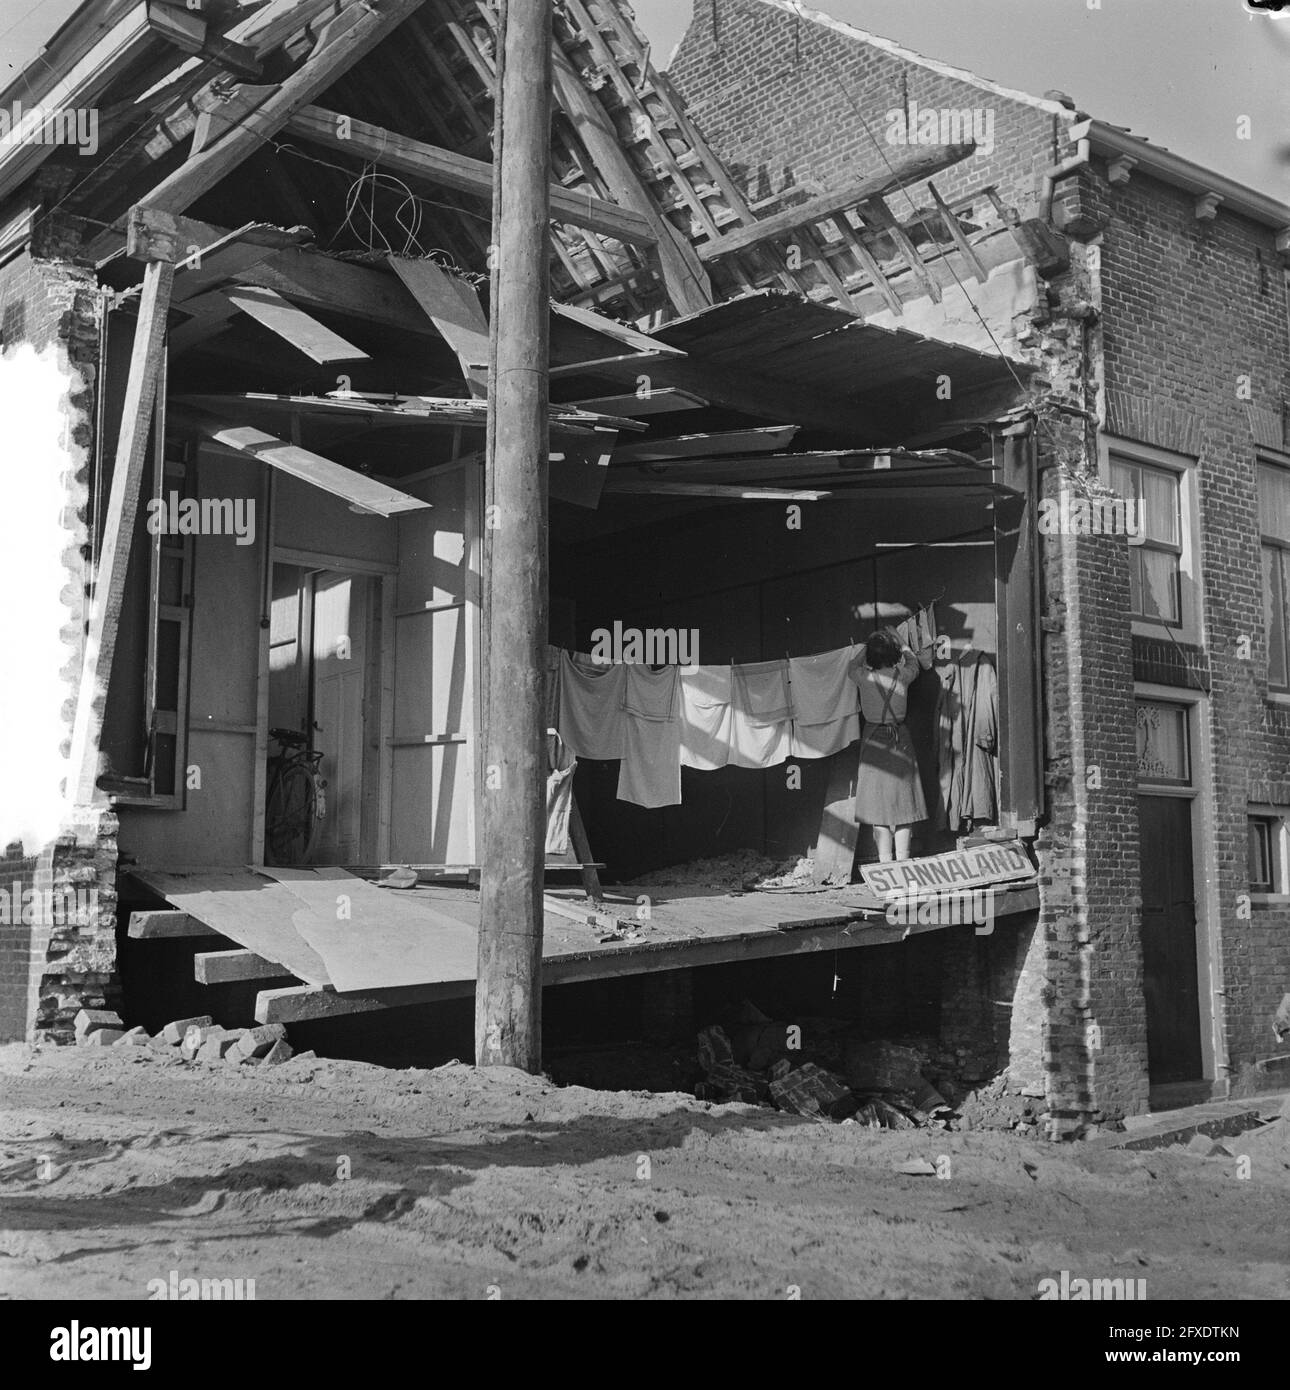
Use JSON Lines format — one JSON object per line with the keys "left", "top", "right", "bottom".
{"left": 860, "top": 842, "right": 1034, "bottom": 897}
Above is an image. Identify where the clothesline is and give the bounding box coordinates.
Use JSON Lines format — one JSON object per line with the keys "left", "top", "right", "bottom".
{"left": 555, "top": 604, "right": 945, "bottom": 809}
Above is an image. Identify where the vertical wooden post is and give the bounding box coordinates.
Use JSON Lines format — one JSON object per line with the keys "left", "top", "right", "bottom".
{"left": 68, "top": 237, "right": 175, "bottom": 806}
{"left": 475, "top": 0, "right": 551, "bottom": 1071}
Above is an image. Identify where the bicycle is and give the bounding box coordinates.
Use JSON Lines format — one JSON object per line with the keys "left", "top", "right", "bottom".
{"left": 264, "top": 727, "right": 327, "bottom": 867}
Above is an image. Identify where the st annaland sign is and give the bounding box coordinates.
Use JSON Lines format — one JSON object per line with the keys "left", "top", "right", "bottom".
{"left": 860, "top": 842, "right": 1035, "bottom": 896}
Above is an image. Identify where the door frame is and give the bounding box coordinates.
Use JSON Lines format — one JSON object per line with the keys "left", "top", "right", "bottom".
{"left": 1134, "top": 682, "right": 1226, "bottom": 1089}
{"left": 255, "top": 545, "right": 397, "bottom": 867}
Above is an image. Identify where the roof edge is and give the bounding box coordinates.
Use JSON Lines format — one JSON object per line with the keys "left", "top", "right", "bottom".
{"left": 1079, "top": 119, "right": 1290, "bottom": 233}
{"left": 749, "top": 0, "right": 1080, "bottom": 120}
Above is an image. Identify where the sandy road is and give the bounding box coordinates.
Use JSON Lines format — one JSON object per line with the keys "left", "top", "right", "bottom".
{"left": 1, "top": 1044, "right": 1287, "bottom": 1300}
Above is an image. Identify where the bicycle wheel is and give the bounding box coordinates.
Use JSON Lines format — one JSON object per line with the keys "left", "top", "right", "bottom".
{"left": 265, "top": 760, "right": 318, "bottom": 866}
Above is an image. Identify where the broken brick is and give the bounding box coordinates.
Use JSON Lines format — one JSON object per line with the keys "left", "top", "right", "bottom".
{"left": 74, "top": 1008, "right": 123, "bottom": 1038}
{"left": 162, "top": 1015, "right": 213, "bottom": 1045}
{"left": 234, "top": 1024, "right": 288, "bottom": 1059}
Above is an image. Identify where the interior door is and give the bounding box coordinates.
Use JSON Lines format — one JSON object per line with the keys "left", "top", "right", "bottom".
{"left": 387, "top": 461, "right": 481, "bottom": 864}
{"left": 1137, "top": 794, "right": 1203, "bottom": 1083}
{"left": 311, "top": 572, "right": 368, "bottom": 864}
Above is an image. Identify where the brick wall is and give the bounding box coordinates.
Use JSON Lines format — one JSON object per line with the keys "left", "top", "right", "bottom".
{"left": 0, "top": 207, "right": 112, "bottom": 1043}
{"left": 1082, "top": 159, "right": 1290, "bottom": 1093}
{"left": 671, "top": 0, "right": 1067, "bottom": 221}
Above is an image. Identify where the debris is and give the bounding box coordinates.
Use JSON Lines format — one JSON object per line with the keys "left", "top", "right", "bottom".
{"left": 234, "top": 1024, "right": 288, "bottom": 1060}
{"left": 198, "top": 1033, "right": 243, "bottom": 1063}
{"left": 697, "top": 1026, "right": 734, "bottom": 1074}
{"left": 113, "top": 1026, "right": 150, "bottom": 1047}
{"left": 377, "top": 866, "right": 419, "bottom": 889}
{"left": 768, "top": 1062, "right": 853, "bottom": 1119}
{"left": 162, "top": 1015, "right": 213, "bottom": 1046}
{"left": 894, "top": 1159, "right": 937, "bottom": 1175}
{"left": 74, "top": 1009, "right": 123, "bottom": 1039}
{"left": 261, "top": 1038, "right": 294, "bottom": 1066}
{"left": 81, "top": 1028, "right": 125, "bottom": 1046}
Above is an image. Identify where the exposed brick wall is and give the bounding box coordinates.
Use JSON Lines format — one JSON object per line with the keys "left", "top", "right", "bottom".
{"left": 671, "top": 0, "right": 1067, "bottom": 223}
{"left": 0, "top": 210, "right": 112, "bottom": 1043}
{"left": 0, "top": 842, "right": 40, "bottom": 1040}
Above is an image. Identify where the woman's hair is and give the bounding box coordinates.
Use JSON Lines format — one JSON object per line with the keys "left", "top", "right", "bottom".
{"left": 864, "top": 627, "right": 902, "bottom": 670}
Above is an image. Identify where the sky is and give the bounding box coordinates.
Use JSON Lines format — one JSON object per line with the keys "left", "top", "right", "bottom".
{"left": 631, "top": 0, "right": 1290, "bottom": 200}
{"left": 0, "top": 0, "right": 1284, "bottom": 199}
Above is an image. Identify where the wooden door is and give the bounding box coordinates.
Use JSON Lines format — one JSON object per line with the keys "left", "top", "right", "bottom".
{"left": 387, "top": 461, "right": 481, "bottom": 865}
{"left": 1137, "top": 794, "right": 1203, "bottom": 1083}
{"left": 311, "top": 572, "right": 368, "bottom": 864}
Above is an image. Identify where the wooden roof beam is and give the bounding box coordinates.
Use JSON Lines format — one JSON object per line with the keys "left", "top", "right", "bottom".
{"left": 283, "top": 105, "right": 660, "bottom": 249}
{"left": 697, "top": 144, "right": 974, "bottom": 263}
{"left": 137, "top": 0, "right": 428, "bottom": 216}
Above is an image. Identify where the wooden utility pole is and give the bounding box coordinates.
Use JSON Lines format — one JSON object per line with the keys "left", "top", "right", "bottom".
{"left": 475, "top": 0, "right": 551, "bottom": 1071}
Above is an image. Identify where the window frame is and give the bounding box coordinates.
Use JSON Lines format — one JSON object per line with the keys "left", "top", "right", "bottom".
{"left": 1100, "top": 436, "right": 1201, "bottom": 645}
{"left": 1257, "top": 451, "right": 1290, "bottom": 696}
{"left": 1248, "top": 804, "right": 1290, "bottom": 903}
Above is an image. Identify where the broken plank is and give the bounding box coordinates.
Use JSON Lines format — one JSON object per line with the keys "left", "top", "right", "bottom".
{"left": 697, "top": 145, "right": 974, "bottom": 262}
{"left": 256, "top": 981, "right": 473, "bottom": 1024}
{"left": 195, "top": 422, "right": 431, "bottom": 516}
{"left": 223, "top": 285, "right": 370, "bottom": 363}
{"left": 68, "top": 257, "right": 174, "bottom": 804}
{"left": 603, "top": 481, "right": 831, "bottom": 500}
{"left": 129, "top": 910, "right": 220, "bottom": 939}
{"left": 194, "top": 949, "right": 297, "bottom": 984}
{"left": 563, "top": 388, "right": 708, "bottom": 416}
{"left": 388, "top": 255, "right": 489, "bottom": 393}
{"left": 542, "top": 894, "right": 625, "bottom": 932}
{"left": 284, "top": 105, "right": 658, "bottom": 249}
{"left": 612, "top": 425, "right": 798, "bottom": 463}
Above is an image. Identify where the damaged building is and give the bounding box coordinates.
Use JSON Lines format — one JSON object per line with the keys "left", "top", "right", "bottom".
{"left": 1, "top": 0, "right": 1288, "bottom": 1130}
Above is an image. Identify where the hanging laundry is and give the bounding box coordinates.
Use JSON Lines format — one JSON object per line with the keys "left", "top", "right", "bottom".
{"left": 789, "top": 645, "right": 860, "bottom": 758}
{"left": 557, "top": 650, "right": 626, "bottom": 760}
{"left": 545, "top": 728, "right": 577, "bottom": 856}
{"left": 963, "top": 650, "right": 998, "bottom": 825}
{"left": 679, "top": 664, "right": 734, "bottom": 770}
{"left": 730, "top": 657, "right": 793, "bottom": 768}
{"left": 933, "top": 648, "right": 998, "bottom": 831}
{"left": 617, "top": 664, "right": 682, "bottom": 808}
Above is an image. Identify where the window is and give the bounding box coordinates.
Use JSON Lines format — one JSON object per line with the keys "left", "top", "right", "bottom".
{"left": 1258, "top": 460, "right": 1290, "bottom": 690}
{"left": 1111, "top": 457, "right": 1182, "bottom": 626}
{"left": 1249, "top": 817, "right": 1276, "bottom": 892}
{"left": 1135, "top": 699, "right": 1190, "bottom": 785}
{"left": 1248, "top": 809, "right": 1288, "bottom": 896}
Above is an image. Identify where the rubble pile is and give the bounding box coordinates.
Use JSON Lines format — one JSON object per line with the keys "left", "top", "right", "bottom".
{"left": 74, "top": 1010, "right": 306, "bottom": 1067}
{"left": 631, "top": 850, "right": 813, "bottom": 894}
{"left": 694, "top": 1009, "right": 957, "bottom": 1127}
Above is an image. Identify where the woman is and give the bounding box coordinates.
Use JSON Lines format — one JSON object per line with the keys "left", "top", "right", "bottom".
{"left": 849, "top": 627, "right": 926, "bottom": 862}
